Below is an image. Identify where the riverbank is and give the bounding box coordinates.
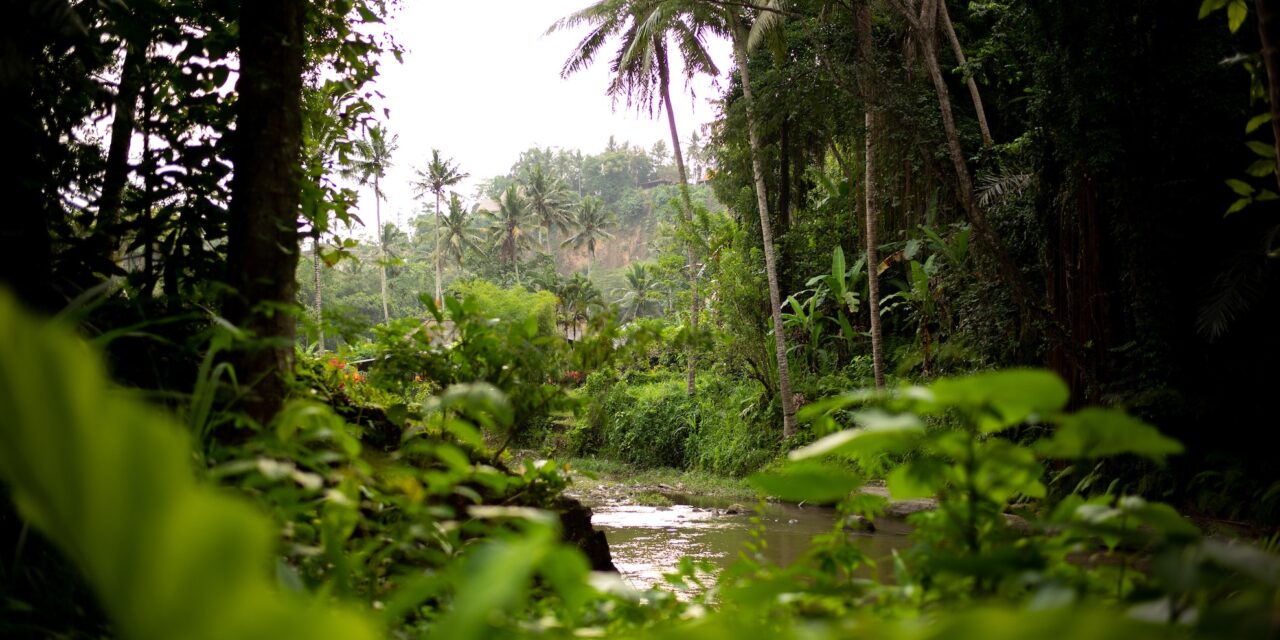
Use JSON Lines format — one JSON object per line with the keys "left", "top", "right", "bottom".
{"left": 562, "top": 457, "right": 761, "bottom": 508}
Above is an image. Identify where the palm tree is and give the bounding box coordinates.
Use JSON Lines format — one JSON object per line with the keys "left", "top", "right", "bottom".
{"left": 340, "top": 124, "right": 397, "bottom": 323}
{"left": 856, "top": 0, "right": 886, "bottom": 390}
{"left": 413, "top": 149, "right": 469, "bottom": 306}
{"left": 614, "top": 262, "right": 659, "bottom": 321}
{"left": 549, "top": 0, "right": 721, "bottom": 396}
{"left": 523, "top": 162, "right": 573, "bottom": 271}
{"left": 561, "top": 195, "right": 615, "bottom": 279}
{"left": 721, "top": 4, "right": 799, "bottom": 438}
{"left": 556, "top": 272, "right": 605, "bottom": 340}
{"left": 439, "top": 193, "right": 481, "bottom": 270}
{"left": 488, "top": 185, "right": 535, "bottom": 283}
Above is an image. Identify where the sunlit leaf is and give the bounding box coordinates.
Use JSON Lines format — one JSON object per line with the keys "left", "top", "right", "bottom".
{"left": 749, "top": 462, "right": 863, "bottom": 503}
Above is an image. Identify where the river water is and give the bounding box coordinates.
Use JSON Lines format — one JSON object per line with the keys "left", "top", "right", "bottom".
{"left": 589, "top": 493, "right": 912, "bottom": 591}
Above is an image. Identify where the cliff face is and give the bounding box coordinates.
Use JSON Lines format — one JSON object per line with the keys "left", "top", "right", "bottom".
{"left": 559, "top": 223, "right": 654, "bottom": 274}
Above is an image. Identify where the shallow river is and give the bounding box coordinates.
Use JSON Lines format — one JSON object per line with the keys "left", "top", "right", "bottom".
{"left": 590, "top": 493, "right": 912, "bottom": 590}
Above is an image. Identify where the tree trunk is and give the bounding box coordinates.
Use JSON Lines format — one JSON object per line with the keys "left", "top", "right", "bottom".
{"left": 917, "top": 0, "right": 1035, "bottom": 327}
{"left": 375, "top": 173, "right": 389, "bottom": 322}
{"left": 314, "top": 230, "right": 325, "bottom": 353}
{"left": 1256, "top": 0, "right": 1280, "bottom": 191}
{"left": 226, "top": 0, "right": 305, "bottom": 426}
{"left": 657, "top": 41, "right": 701, "bottom": 397}
{"left": 434, "top": 191, "right": 443, "bottom": 306}
{"left": 732, "top": 19, "right": 798, "bottom": 439}
{"left": 97, "top": 36, "right": 148, "bottom": 248}
{"left": 938, "top": 0, "right": 993, "bottom": 148}
{"left": 858, "top": 1, "right": 887, "bottom": 390}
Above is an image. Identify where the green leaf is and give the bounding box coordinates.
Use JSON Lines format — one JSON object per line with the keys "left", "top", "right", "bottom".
{"left": 0, "top": 291, "right": 378, "bottom": 640}
{"left": 1227, "top": 0, "right": 1248, "bottom": 32}
{"left": 1225, "top": 197, "right": 1252, "bottom": 216}
{"left": 1037, "top": 408, "right": 1183, "bottom": 461}
{"left": 1257, "top": 189, "right": 1279, "bottom": 202}
{"left": 790, "top": 410, "right": 924, "bottom": 460}
{"left": 440, "top": 382, "right": 514, "bottom": 430}
{"left": 749, "top": 462, "right": 863, "bottom": 503}
{"left": 926, "top": 369, "right": 1070, "bottom": 433}
{"left": 887, "top": 459, "right": 945, "bottom": 500}
{"left": 1199, "top": 0, "right": 1228, "bottom": 19}
{"left": 1247, "top": 158, "right": 1277, "bottom": 177}
{"left": 1246, "top": 112, "right": 1272, "bottom": 133}
{"left": 1247, "top": 140, "right": 1276, "bottom": 158}
{"left": 1226, "top": 178, "right": 1256, "bottom": 196}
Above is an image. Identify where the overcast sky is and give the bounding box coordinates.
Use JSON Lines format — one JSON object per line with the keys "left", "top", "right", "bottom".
{"left": 354, "top": 0, "right": 732, "bottom": 233}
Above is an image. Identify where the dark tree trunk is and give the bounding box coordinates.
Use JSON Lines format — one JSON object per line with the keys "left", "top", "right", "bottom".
{"left": 226, "top": 0, "right": 305, "bottom": 426}
{"left": 97, "top": 37, "right": 148, "bottom": 246}
{"left": 0, "top": 1, "right": 56, "bottom": 313}
{"left": 1257, "top": 0, "right": 1280, "bottom": 190}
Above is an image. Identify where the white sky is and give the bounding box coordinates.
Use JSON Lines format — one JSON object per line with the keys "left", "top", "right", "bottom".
{"left": 355, "top": 0, "right": 732, "bottom": 232}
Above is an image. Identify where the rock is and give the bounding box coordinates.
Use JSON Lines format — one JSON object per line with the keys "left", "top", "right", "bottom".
{"left": 842, "top": 514, "right": 876, "bottom": 533}
{"left": 554, "top": 496, "right": 617, "bottom": 572}
{"left": 725, "top": 503, "right": 746, "bottom": 515}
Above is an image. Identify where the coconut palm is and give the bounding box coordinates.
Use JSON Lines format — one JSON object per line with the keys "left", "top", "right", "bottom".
{"left": 549, "top": 0, "right": 721, "bottom": 395}
{"left": 556, "top": 272, "right": 605, "bottom": 340}
{"left": 413, "top": 149, "right": 469, "bottom": 306}
{"left": 718, "top": 3, "right": 799, "bottom": 437}
{"left": 523, "top": 162, "right": 573, "bottom": 271}
{"left": 614, "top": 262, "right": 660, "bottom": 321}
{"left": 439, "top": 193, "right": 481, "bottom": 270}
{"left": 561, "top": 195, "right": 615, "bottom": 278}
{"left": 488, "top": 185, "right": 535, "bottom": 283}
{"left": 340, "top": 124, "right": 397, "bottom": 323}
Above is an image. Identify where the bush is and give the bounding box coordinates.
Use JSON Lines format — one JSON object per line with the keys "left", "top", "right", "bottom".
{"left": 599, "top": 376, "right": 694, "bottom": 469}
{"left": 579, "top": 368, "right": 779, "bottom": 476}
{"left": 448, "top": 278, "right": 558, "bottom": 336}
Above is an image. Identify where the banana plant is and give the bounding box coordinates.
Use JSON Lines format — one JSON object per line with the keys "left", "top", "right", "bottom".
{"left": 882, "top": 255, "right": 941, "bottom": 376}
{"left": 782, "top": 286, "right": 828, "bottom": 371}
{"left": 805, "top": 246, "right": 867, "bottom": 346}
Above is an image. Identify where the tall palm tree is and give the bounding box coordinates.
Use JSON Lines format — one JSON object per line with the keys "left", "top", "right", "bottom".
{"left": 413, "top": 149, "right": 469, "bottom": 306}
{"left": 856, "top": 0, "right": 886, "bottom": 390}
{"left": 550, "top": 0, "right": 721, "bottom": 395}
{"left": 488, "top": 185, "right": 535, "bottom": 283}
{"left": 721, "top": 4, "right": 799, "bottom": 438}
{"left": 523, "top": 162, "right": 573, "bottom": 272}
{"left": 561, "top": 195, "right": 615, "bottom": 278}
{"left": 614, "top": 262, "right": 659, "bottom": 321}
{"left": 340, "top": 124, "right": 397, "bottom": 322}
{"left": 439, "top": 193, "right": 481, "bottom": 270}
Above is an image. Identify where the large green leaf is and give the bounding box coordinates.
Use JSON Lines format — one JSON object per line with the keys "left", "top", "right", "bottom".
{"left": 924, "top": 369, "right": 1070, "bottom": 433}
{"left": 1037, "top": 408, "right": 1183, "bottom": 461}
{"left": 790, "top": 410, "right": 924, "bottom": 461}
{"left": 0, "top": 291, "right": 377, "bottom": 640}
{"left": 749, "top": 462, "right": 863, "bottom": 503}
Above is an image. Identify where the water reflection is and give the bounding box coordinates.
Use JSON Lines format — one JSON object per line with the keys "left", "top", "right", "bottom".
{"left": 590, "top": 494, "right": 912, "bottom": 591}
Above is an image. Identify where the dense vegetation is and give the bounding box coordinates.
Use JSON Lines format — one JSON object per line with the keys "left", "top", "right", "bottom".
{"left": 3, "top": 0, "right": 1280, "bottom": 638}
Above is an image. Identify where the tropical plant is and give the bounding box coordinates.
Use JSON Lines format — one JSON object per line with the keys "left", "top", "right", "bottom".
{"left": 439, "top": 193, "right": 481, "bottom": 270}
{"left": 488, "top": 185, "right": 536, "bottom": 282}
{"left": 719, "top": 3, "right": 800, "bottom": 437}
{"left": 614, "top": 262, "right": 661, "bottom": 321}
{"left": 340, "top": 123, "right": 398, "bottom": 322}
{"left": 414, "top": 149, "right": 469, "bottom": 305}
{"left": 523, "top": 162, "right": 573, "bottom": 272}
{"left": 549, "top": 0, "right": 721, "bottom": 396}
{"left": 561, "top": 195, "right": 615, "bottom": 278}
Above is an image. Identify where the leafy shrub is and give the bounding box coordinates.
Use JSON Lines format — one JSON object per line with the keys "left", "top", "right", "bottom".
{"left": 599, "top": 376, "right": 694, "bottom": 469}
{"left": 448, "top": 279, "right": 558, "bottom": 336}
